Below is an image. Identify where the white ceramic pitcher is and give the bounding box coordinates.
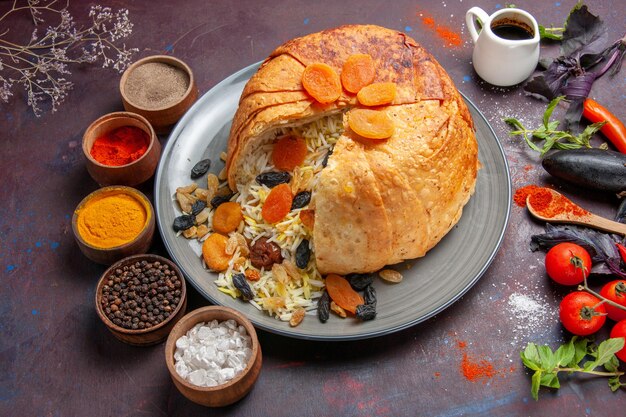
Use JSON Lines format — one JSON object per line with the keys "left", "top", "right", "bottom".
{"left": 466, "top": 7, "right": 540, "bottom": 86}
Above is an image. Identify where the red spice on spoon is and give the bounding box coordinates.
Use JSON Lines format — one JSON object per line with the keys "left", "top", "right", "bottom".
{"left": 514, "top": 185, "right": 589, "bottom": 218}
{"left": 90, "top": 126, "right": 150, "bottom": 166}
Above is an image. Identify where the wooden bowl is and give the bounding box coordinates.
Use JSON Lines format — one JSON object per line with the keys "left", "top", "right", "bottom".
{"left": 120, "top": 55, "right": 198, "bottom": 133}
{"left": 95, "top": 254, "right": 187, "bottom": 346}
{"left": 82, "top": 111, "right": 160, "bottom": 187}
{"left": 72, "top": 186, "right": 155, "bottom": 265}
{"left": 165, "top": 306, "right": 262, "bottom": 407}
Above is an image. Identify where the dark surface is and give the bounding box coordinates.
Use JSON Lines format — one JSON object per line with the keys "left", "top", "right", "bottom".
{"left": 1, "top": 1, "right": 625, "bottom": 416}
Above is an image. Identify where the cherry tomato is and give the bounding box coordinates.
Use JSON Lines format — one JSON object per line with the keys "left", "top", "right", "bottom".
{"left": 545, "top": 243, "right": 592, "bottom": 286}
{"left": 600, "top": 280, "right": 626, "bottom": 322}
{"left": 609, "top": 320, "right": 626, "bottom": 362}
{"left": 559, "top": 291, "right": 606, "bottom": 336}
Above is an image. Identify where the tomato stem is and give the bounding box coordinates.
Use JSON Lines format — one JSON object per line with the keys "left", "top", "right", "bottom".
{"left": 576, "top": 257, "right": 626, "bottom": 312}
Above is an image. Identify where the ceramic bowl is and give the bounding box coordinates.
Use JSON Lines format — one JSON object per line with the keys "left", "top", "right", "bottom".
{"left": 95, "top": 254, "right": 187, "bottom": 346}
{"left": 120, "top": 55, "right": 198, "bottom": 133}
{"left": 72, "top": 186, "right": 155, "bottom": 265}
{"left": 82, "top": 111, "right": 160, "bottom": 187}
{"left": 165, "top": 306, "right": 262, "bottom": 407}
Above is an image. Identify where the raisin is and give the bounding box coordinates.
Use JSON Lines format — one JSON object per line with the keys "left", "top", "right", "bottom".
{"left": 318, "top": 290, "right": 330, "bottom": 323}
{"left": 363, "top": 285, "right": 377, "bottom": 306}
{"left": 250, "top": 237, "right": 283, "bottom": 269}
{"left": 191, "top": 200, "right": 206, "bottom": 216}
{"left": 191, "top": 159, "right": 211, "bottom": 178}
{"left": 210, "top": 194, "right": 233, "bottom": 209}
{"left": 356, "top": 304, "right": 376, "bottom": 321}
{"left": 291, "top": 191, "right": 312, "bottom": 210}
{"left": 256, "top": 171, "right": 291, "bottom": 188}
{"left": 232, "top": 273, "right": 254, "bottom": 301}
{"left": 295, "top": 239, "right": 311, "bottom": 269}
{"left": 347, "top": 273, "right": 375, "bottom": 291}
{"left": 322, "top": 148, "right": 333, "bottom": 167}
{"left": 173, "top": 214, "right": 195, "bottom": 231}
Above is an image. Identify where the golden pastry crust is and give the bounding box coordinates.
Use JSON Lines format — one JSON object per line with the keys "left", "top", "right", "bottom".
{"left": 226, "top": 24, "right": 478, "bottom": 274}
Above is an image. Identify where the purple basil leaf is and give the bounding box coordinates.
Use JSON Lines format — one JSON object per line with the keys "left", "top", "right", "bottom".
{"left": 563, "top": 97, "right": 585, "bottom": 127}
{"left": 561, "top": 5, "right": 608, "bottom": 57}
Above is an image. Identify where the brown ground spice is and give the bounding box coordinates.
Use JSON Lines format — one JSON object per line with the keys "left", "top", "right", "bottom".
{"left": 124, "top": 62, "right": 189, "bottom": 109}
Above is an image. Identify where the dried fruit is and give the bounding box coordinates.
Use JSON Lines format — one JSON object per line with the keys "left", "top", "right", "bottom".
{"left": 196, "top": 224, "right": 209, "bottom": 239}
{"left": 363, "top": 285, "right": 377, "bottom": 306}
{"left": 302, "top": 62, "right": 341, "bottom": 104}
{"left": 182, "top": 226, "right": 197, "bottom": 239}
{"left": 295, "top": 239, "right": 311, "bottom": 269}
{"left": 348, "top": 108, "right": 395, "bottom": 140}
{"left": 341, "top": 54, "right": 376, "bottom": 94}
{"left": 210, "top": 194, "right": 233, "bottom": 209}
{"left": 202, "top": 233, "right": 231, "bottom": 271}
{"left": 356, "top": 82, "right": 397, "bottom": 106}
{"left": 330, "top": 301, "right": 347, "bottom": 318}
{"left": 262, "top": 183, "right": 293, "bottom": 223}
{"left": 262, "top": 297, "right": 286, "bottom": 311}
{"left": 281, "top": 259, "right": 301, "bottom": 282}
{"left": 272, "top": 263, "right": 290, "bottom": 284}
{"left": 191, "top": 158, "right": 211, "bottom": 178}
{"left": 318, "top": 290, "right": 330, "bottom": 323}
{"left": 347, "top": 273, "right": 375, "bottom": 291}
{"left": 245, "top": 269, "right": 261, "bottom": 282}
{"left": 250, "top": 237, "right": 283, "bottom": 269}
{"left": 256, "top": 171, "right": 291, "bottom": 188}
{"left": 325, "top": 274, "right": 364, "bottom": 314}
{"left": 177, "top": 183, "right": 198, "bottom": 194}
{"left": 299, "top": 209, "right": 315, "bottom": 230}
{"left": 272, "top": 135, "right": 307, "bottom": 171}
{"left": 191, "top": 200, "right": 206, "bottom": 216}
{"left": 176, "top": 191, "right": 195, "bottom": 214}
{"left": 322, "top": 148, "right": 333, "bottom": 167}
{"left": 289, "top": 308, "right": 306, "bottom": 327}
{"left": 291, "top": 191, "right": 311, "bottom": 210}
{"left": 212, "top": 201, "right": 243, "bottom": 234}
{"left": 206, "top": 174, "right": 219, "bottom": 200}
{"left": 173, "top": 214, "right": 195, "bottom": 232}
{"left": 355, "top": 303, "right": 376, "bottom": 320}
{"left": 232, "top": 273, "right": 254, "bottom": 301}
{"left": 379, "top": 269, "right": 403, "bottom": 283}
{"left": 195, "top": 208, "right": 210, "bottom": 225}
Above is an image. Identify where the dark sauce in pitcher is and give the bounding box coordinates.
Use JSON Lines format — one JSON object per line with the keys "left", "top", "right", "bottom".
{"left": 491, "top": 19, "right": 534, "bottom": 40}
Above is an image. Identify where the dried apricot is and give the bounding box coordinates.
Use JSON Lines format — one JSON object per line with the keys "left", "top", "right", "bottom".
{"left": 348, "top": 108, "right": 395, "bottom": 140}
{"left": 325, "top": 274, "right": 364, "bottom": 314}
{"left": 357, "top": 82, "right": 396, "bottom": 106}
{"left": 262, "top": 183, "right": 293, "bottom": 223}
{"left": 202, "top": 233, "right": 231, "bottom": 271}
{"left": 212, "top": 201, "right": 243, "bottom": 234}
{"left": 299, "top": 209, "right": 315, "bottom": 230}
{"left": 341, "top": 54, "right": 376, "bottom": 93}
{"left": 302, "top": 63, "right": 341, "bottom": 104}
{"left": 272, "top": 135, "right": 308, "bottom": 171}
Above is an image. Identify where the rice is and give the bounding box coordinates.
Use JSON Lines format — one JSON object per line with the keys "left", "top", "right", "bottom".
{"left": 215, "top": 113, "right": 344, "bottom": 321}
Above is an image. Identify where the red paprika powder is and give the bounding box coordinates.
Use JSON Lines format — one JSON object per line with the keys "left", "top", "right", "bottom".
{"left": 514, "top": 185, "right": 589, "bottom": 218}
{"left": 90, "top": 126, "right": 150, "bottom": 166}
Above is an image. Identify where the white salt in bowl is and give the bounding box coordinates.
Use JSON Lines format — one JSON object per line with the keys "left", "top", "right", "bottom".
{"left": 164, "top": 306, "right": 262, "bottom": 407}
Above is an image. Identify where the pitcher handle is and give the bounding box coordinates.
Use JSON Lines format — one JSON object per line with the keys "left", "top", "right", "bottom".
{"left": 466, "top": 7, "right": 490, "bottom": 43}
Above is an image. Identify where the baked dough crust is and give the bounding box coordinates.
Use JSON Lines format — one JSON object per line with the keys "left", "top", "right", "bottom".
{"left": 226, "top": 25, "right": 478, "bottom": 274}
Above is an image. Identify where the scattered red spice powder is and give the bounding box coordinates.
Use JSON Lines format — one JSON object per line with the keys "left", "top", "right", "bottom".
{"left": 461, "top": 352, "right": 495, "bottom": 382}
{"left": 418, "top": 11, "right": 463, "bottom": 47}
{"left": 434, "top": 372, "right": 441, "bottom": 378}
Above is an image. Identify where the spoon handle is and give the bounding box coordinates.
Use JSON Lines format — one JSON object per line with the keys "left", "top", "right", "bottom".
{"left": 587, "top": 213, "right": 626, "bottom": 235}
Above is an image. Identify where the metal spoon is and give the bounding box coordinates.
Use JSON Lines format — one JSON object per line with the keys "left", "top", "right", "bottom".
{"left": 526, "top": 188, "right": 626, "bottom": 235}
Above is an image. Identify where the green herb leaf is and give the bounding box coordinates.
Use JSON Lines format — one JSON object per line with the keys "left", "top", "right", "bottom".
{"left": 571, "top": 337, "right": 589, "bottom": 366}
{"left": 531, "top": 370, "right": 542, "bottom": 400}
{"left": 554, "top": 340, "right": 575, "bottom": 367}
{"left": 521, "top": 343, "right": 543, "bottom": 371}
{"left": 608, "top": 376, "right": 622, "bottom": 392}
{"left": 590, "top": 338, "right": 625, "bottom": 368}
{"left": 539, "top": 25, "right": 564, "bottom": 40}
{"left": 540, "top": 371, "right": 560, "bottom": 389}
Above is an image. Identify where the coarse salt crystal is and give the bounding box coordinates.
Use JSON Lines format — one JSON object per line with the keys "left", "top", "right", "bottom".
{"left": 174, "top": 320, "right": 252, "bottom": 387}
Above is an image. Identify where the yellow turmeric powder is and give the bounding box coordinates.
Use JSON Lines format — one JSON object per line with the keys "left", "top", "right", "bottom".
{"left": 76, "top": 191, "right": 148, "bottom": 248}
